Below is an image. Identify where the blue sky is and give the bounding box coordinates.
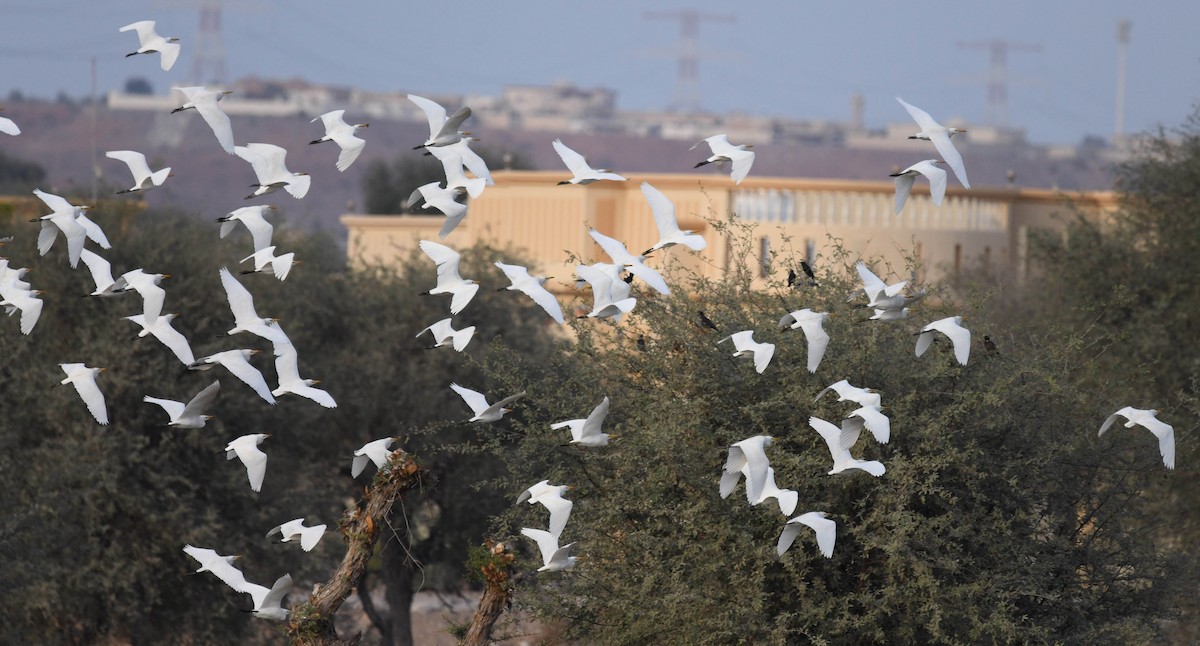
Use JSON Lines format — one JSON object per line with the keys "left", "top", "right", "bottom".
{"left": 3, "top": 1, "right": 1198, "bottom": 145}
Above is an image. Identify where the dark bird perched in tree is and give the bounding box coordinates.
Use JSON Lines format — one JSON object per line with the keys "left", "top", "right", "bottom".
{"left": 697, "top": 310, "right": 720, "bottom": 332}
{"left": 983, "top": 335, "right": 1000, "bottom": 356}
{"left": 788, "top": 262, "right": 818, "bottom": 288}
{"left": 800, "top": 260, "right": 818, "bottom": 287}
{"left": 636, "top": 335, "right": 647, "bottom": 352}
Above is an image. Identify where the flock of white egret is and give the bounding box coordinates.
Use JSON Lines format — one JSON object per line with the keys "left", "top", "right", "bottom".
{"left": 0, "top": 19, "right": 1178, "bottom": 627}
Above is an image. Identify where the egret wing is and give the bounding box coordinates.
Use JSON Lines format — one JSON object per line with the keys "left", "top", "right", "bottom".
{"left": 892, "top": 172, "right": 916, "bottom": 214}
{"left": 407, "top": 94, "right": 447, "bottom": 137}
{"left": 552, "top": 138, "right": 591, "bottom": 176}
{"left": 855, "top": 262, "right": 888, "bottom": 301}
{"left": 1098, "top": 408, "right": 1133, "bottom": 436}
{"left": 450, "top": 383, "right": 489, "bottom": 416}
{"left": 520, "top": 527, "right": 559, "bottom": 566}
{"left": 797, "top": 512, "right": 836, "bottom": 558}
{"left": 580, "top": 396, "right": 610, "bottom": 440}
{"left": 77, "top": 212, "right": 111, "bottom": 249}
{"left": 72, "top": 376, "right": 109, "bottom": 425}
{"left": 729, "top": 149, "right": 755, "bottom": 184}
{"left": 106, "top": 150, "right": 152, "bottom": 181}
{"left": 797, "top": 315, "right": 829, "bottom": 373}
{"left": 1139, "top": 416, "right": 1176, "bottom": 469}
{"left": 917, "top": 162, "right": 948, "bottom": 206}
{"left": 180, "top": 381, "right": 220, "bottom": 419}
{"left": 150, "top": 318, "right": 195, "bottom": 365}
{"left": 33, "top": 188, "right": 74, "bottom": 214}
{"left": 540, "top": 495, "right": 573, "bottom": 539}
{"left": 641, "top": 181, "right": 681, "bottom": 239}
{"left": 143, "top": 395, "right": 186, "bottom": 421}
{"left": 220, "top": 354, "right": 276, "bottom": 405}
{"left": 235, "top": 444, "right": 267, "bottom": 492}
{"left": 929, "top": 131, "right": 969, "bottom": 188}
{"left": 192, "top": 91, "right": 234, "bottom": 154}
{"left": 896, "top": 96, "right": 938, "bottom": 132}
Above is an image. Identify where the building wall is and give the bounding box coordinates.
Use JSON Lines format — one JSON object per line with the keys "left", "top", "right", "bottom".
{"left": 342, "top": 171, "right": 1117, "bottom": 291}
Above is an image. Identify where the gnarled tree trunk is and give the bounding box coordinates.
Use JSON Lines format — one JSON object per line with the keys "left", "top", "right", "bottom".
{"left": 287, "top": 450, "right": 424, "bottom": 646}
{"left": 460, "top": 540, "right": 516, "bottom": 646}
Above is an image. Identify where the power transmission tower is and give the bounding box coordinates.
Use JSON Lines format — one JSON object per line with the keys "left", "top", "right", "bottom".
{"left": 956, "top": 39, "right": 1040, "bottom": 127}
{"left": 643, "top": 10, "right": 735, "bottom": 113}
{"left": 1114, "top": 19, "right": 1131, "bottom": 140}
{"left": 151, "top": 0, "right": 269, "bottom": 86}
{"left": 190, "top": 0, "right": 227, "bottom": 85}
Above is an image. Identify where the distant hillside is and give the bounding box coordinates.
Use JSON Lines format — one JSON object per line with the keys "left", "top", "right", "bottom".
{"left": 0, "top": 100, "right": 1115, "bottom": 241}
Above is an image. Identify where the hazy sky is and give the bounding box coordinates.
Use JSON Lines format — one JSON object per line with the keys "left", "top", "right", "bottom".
{"left": 4, "top": 1, "right": 1198, "bottom": 145}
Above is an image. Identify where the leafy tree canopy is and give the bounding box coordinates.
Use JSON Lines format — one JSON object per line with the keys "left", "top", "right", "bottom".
{"left": 467, "top": 220, "right": 1191, "bottom": 644}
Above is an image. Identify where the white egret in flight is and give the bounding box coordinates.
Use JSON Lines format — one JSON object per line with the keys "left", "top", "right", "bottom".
{"left": 915, "top": 316, "right": 971, "bottom": 366}
{"left": 58, "top": 363, "right": 109, "bottom": 425}
{"left": 520, "top": 528, "right": 576, "bottom": 572}
{"left": 266, "top": 518, "right": 327, "bottom": 552}
{"left": 416, "top": 317, "right": 475, "bottom": 352}
{"left": 418, "top": 240, "right": 479, "bottom": 315}
{"left": 691, "top": 134, "right": 755, "bottom": 184}
{"left": 552, "top": 138, "right": 626, "bottom": 185}
{"left": 495, "top": 261, "right": 565, "bottom": 324}
{"left": 641, "top": 181, "right": 706, "bottom": 254}
{"left": 777, "top": 511, "right": 835, "bottom": 558}
{"left": 896, "top": 97, "right": 970, "bottom": 188}
{"left": 188, "top": 349, "right": 276, "bottom": 405}
{"left": 235, "top": 143, "right": 310, "bottom": 200}
{"left": 352, "top": 437, "right": 398, "bottom": 478}
{"left": 720, "top": 330, "right": 776, "bottom": 374}
{"left": 1099, "top": 407, "right": 1175, "bottom": 470}
{"left": 225, "top": 433, "right": 270, "bottom": 492}
{"left": 777, "top": 309, "right": 830, "bottom": 373}
{"left": 171, "top": 87, "right": 234, "bottom": 154}
{"left": 144, "top": 380, "right": 220, "bottom": 429}
{"left": 309, "top": 110, "right": 368, "bottom": 172}
{"left": 450, "top": 383, "right": 525, "bottom": 423}
{"left": 106, "top": 150, "right": 172, "bottom": 194}
{"left": 551, "top": 396, "right": 611, "bottom": 447}
{"left": 120, "top": 21, "right": 180, "bottom": 71}
{"left": 890, "top": 160, "right": 947, "bottom": 213}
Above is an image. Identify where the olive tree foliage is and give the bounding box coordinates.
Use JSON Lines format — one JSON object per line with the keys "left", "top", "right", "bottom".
{"left": 463, "top": 215, "right": 1190, "bottom": 644}
{"left": 1020, "top": 108, "right": 1200, "bottom": 399}
{"left": 360, "top": 146, "right": 532, "bottom": 214}
{"left": 1010, "top": 107, "right": 1200, "bottom": 639}
{"left": 0, "top": 203, "right": 321, "bottom": 645}
{"left": 0, "top": 203, "right": 557, "bottom": 645}
{"left": 0, "top": 149, "right": 46, "bottom": 194}
{"left": 328, "top": 243, "right": 560, "bottom": 646}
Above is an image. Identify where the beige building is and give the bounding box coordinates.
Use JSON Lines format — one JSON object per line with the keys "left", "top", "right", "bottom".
{"left": 342, "top": 172, "right": 1117, "bottom": 291}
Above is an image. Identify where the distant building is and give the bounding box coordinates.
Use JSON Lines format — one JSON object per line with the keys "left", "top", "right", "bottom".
{"left": 104, "top": 77, "right": 1137, "bottom": 165}
{"left": 342, "top": 171, "right": 1117, "bottom": 290}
